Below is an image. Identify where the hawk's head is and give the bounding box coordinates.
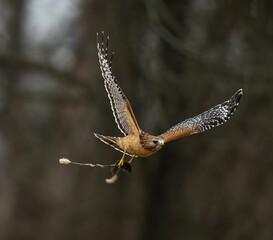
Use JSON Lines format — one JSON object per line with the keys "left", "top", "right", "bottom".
{"left": 140, "top": 133, "right": 164, "bottom": 152}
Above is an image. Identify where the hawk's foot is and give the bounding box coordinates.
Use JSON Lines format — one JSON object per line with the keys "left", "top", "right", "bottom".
{"left": 111, "top": 161, "right": 132, "bottom": 175}
{"left": 107, "top": 153, "right": 133, "bottom": 184}
{"left": 121, "top": 162, "right": 132, "bottom": 172}
{"left": 117, "top": 150, "right": 126, "bottom": 168}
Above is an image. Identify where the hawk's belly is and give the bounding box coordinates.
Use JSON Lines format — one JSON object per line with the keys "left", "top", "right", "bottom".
{"left": 117, "top": 134, "right": 159, "bottom": 158}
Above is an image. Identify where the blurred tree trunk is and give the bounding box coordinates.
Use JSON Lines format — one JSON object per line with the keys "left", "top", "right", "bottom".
{"left": 1, "top": 0, "right": 27, "bottom": 239}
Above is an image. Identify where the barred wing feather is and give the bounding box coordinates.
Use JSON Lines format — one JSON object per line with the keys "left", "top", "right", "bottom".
{"left": 97, "top": 32, "right": 140, "bottom": 136}
{"left": 162, "top": 89, "right": 243, "bottom": 143}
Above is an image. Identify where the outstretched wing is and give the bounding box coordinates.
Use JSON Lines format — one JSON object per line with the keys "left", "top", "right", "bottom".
{"left": 161, "top": 89, "right": 243, "bottom": 143}
{"left": 97, "top": 32, "right": 141, "bottom": 136}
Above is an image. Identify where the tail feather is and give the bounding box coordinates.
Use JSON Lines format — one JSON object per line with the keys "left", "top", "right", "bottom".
{"left": 94, "top": 133, "right": 134, "bottom": 157}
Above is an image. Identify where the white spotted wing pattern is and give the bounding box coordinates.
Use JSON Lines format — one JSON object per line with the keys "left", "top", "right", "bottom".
{"left": 96, "top": 31, "right": 243, "bottom": 156}
{"left": 97, "top": 32, "right": 140, "bottom": 136}
{"left": 161, "top": 89, "right": 243, "bottom": 142}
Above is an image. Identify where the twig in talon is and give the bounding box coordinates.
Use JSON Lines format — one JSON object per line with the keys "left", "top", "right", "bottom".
{"left": 106, "top": 162, "right": 132, "bottom": 184}
{"left": 58, "top": 158, "right": 116, "bottom": 168}
{"left": 59, "top": 158, "right": 132, "bottom": 184}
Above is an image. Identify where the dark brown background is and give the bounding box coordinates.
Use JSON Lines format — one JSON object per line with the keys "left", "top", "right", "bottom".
{"left": 0, "top": 0, "right": 272, "bottom": 239}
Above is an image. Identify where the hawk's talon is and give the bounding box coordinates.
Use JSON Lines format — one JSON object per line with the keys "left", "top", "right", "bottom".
{"left": 121, "top": 162, "right": 132, "bottom": 172}
{"left": 116, "top": 150, "right": 126, "bottom": 169}
{"left": 111, "top": 150, "right": 127, "bottom": 175}
{"left": 117, "top": 159, "right": 124, "bottom": 168}
{"left": 111, "top": 151, "right": 132, "bottom": 175}
{"left": 111, "top": 162, "right": 131, "bottom": 175}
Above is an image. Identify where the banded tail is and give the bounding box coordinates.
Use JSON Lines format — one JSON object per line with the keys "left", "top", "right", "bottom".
{"left": 94, "top": 133, "right": 134, "bottom": 157}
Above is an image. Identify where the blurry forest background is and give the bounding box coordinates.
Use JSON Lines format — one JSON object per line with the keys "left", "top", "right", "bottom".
{"left": 0, "top": 0, "right": 273, "bottom": 239}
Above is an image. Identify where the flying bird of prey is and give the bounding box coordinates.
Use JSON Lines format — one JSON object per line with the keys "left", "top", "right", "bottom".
{"left": 92, "top": 32, "right": 243, "bottom": 183}
{"left": 60, "top": 32, "right": 243, "bottom": 184}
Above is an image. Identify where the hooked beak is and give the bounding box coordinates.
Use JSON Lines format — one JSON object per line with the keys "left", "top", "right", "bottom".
{"left": 158, "top": 139, "right": 164, "bottom": 146}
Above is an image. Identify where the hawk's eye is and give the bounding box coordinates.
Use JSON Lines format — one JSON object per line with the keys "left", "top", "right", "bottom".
{"left": 152, "top": 140, "right": 158, "bottom": 144}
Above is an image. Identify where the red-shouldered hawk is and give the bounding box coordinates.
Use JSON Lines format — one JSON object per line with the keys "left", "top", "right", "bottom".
{"left": 59, "top": 32, "right": 243, "bottom": 183}
{"left": 93, "top": 31, "right": 243, "bottom": 183}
